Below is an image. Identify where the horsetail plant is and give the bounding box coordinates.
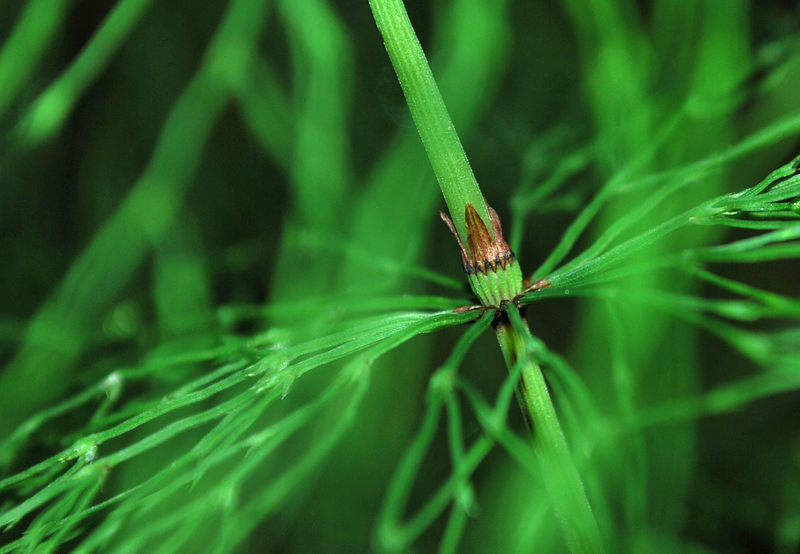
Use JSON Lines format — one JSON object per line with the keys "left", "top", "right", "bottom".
{"left": 3, "top": 1, "right": 800, "bottom": 553}
{"left": 368, "top": 0, "right": 604, "bottom": 551}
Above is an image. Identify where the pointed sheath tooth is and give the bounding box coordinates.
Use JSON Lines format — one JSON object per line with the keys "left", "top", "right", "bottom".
{"left": 488, "top": 206, "right": 504, "bottom": 238}
{"left": 465, "top": 203, "right": 494, "bottom": 271}
{"left": 488, "top": 205, "right": 514, "bottom": 260}
{"left": 440, "top": 211, "right": 472, "bottom": 273}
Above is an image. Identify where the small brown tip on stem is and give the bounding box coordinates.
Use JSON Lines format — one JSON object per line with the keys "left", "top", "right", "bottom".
{"left": 441, "top": 202, "right": 519, "bottom": 278}
{"left": 464, "top": 203, "right": 515, "bottom": 275}
{"left": 487, "top": 206, "right": 512, "bottom": 269}
{"left": 440, "top": 211, "right": 470, "bottom": 273}
{"left": 441, "top": 201, "right": 524, "bottom": 307}
{"left": 464, "top": 204, "right": 493, "bottom": 275}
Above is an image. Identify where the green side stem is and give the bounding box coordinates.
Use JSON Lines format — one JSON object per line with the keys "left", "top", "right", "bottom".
{"left": 367, "top": 0, "right": 490, "bottom": 243}
{"left": 495, "top": 305, "right": 605, "bottom": 554}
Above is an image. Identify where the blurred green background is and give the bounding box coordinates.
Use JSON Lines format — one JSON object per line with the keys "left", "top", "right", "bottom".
{"left": 2, "top": 0, "right": 800, "bottom": 552}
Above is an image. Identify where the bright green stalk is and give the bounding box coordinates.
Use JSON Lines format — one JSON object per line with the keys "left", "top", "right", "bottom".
{"left": 498, "top": 304, "right": 605, "bottom": 554}
{"left": 369, "top": 0, "right": 524, "bottom": 308}
{"left": 367, "top": 0, "right": 489, "bottom": 244}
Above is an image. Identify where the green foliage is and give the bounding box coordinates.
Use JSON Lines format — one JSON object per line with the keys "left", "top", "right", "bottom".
{"left": 1, "top": 1, "right": 800, "bottom": 553}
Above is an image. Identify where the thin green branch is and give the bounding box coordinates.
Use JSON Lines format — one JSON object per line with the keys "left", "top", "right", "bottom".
{"left": 375, "top": 311, "right": 493, "bottom": 553}
{"left": 16, "top": 0, "right": 157, "bottom": 144}
{"left": 0, "top": 0, "right": 74, "bottom": 121}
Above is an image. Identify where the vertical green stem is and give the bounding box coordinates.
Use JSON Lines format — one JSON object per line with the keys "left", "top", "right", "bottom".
{"left": 367, "top": 0, "right": 490, "bottom": 242}
{"left": 496, "top": 305, "right": 604, "bottom": 554}
{"left": 369, "top": 1, "right": 602, "bottom": 550}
